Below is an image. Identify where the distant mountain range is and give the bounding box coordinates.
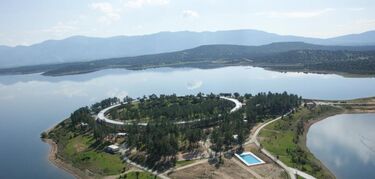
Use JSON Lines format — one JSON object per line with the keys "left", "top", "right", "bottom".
{"left": 1, "top": 29, "right": 375, "bottom": 68}
{"left": 1, "top": 42, "right": 374, "bottom": 76}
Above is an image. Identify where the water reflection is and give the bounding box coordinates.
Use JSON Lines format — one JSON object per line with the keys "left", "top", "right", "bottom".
{"left": 1, "top": 66, "right": 375, "bottom": 178}
{"left": 307, "top": 114, "right": 375, "bottom": 179}
{"left": 1, "top": 66, "right": 375, "bottom": 101}
{"left": 0, "top": 68, "right": 194, "bottom": 85}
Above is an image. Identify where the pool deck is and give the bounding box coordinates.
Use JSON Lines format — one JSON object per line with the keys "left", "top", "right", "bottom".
{"left": 235, "top": 152, "right": 265, "bottom": 167}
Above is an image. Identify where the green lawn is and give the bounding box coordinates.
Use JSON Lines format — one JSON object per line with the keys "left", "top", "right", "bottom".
{"left": 72, "top": 150, "right": 125, "bottom": 175}
{"left": 260, "top": 129, "right": 296, "bottom": 166}
{"left": 175, "top": 160, "right": 196, "bottom": 167}
{"left": 58, "top": 132, "right": 125, "bottom": 175}
{"left": 64, "top": 135, "right": 94, "bottom": 156}
{"left": 119, "top": 171, "right": 160, "bottom": 179}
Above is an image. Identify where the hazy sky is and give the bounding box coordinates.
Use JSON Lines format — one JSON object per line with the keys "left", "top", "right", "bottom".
{"left": 1, "top": 0, "right": 375, "bottom": 46}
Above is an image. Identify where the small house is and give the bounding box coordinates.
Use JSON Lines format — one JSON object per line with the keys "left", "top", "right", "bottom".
{"left": 106, "top": 145, "right": 119, "bottom": 154}
{"left": 116, "top": 132, "right": 128, "bottom": 137}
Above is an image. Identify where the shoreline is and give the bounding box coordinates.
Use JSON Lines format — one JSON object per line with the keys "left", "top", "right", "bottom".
{"left": 43, "top": 139, "right": 85, "bottom": 179}
{"left": 302, "top": 107, "right": 375, "bottom": 179}
{"left": 301, "top": 109, "right": 343, "bottom": 179}
{"left": 42, "top": 124, "right": 89, "bottom": 179}
{"left": 262, "top": 66, "right": 375, "bottom": 78}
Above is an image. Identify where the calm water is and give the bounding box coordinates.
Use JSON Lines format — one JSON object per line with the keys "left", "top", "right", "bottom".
{"left": 1, "top": 66, "right": 375, "bottom": 178}
{"left": 307, "top": 114, "right": 375, "bottom": 179}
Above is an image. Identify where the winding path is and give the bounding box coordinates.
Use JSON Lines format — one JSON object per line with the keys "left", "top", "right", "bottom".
{"left": 248, "top": 110, "right": 316, "bottom": 179}
{"left": 96, "top": 96, "right": 242, "bottom": 126}
{"left": 219, "top": 96, "right": 243, "bottom": 113}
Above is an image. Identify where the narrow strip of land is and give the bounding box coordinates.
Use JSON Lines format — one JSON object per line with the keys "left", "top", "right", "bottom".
{"left": 249, "top": 110, "right": 316, "bottom": 179}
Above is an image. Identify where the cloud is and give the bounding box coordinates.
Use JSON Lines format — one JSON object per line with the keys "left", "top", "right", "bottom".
{"left": 187, "top": 80, "right": 203, "bottom": 90}
{"left": 90, "top": 2, "right": 121, "bottom": 24}
{"left": 123, "top": 0, "right": 169, "bottom": 8}
{"left": 346, "top": 7, "right": 365, "bottom": 12}
{"left": 182, "top": 10, "right": 200, "bottom": 18}
{"left": 256, "top": 8, "right": 335, "bottom": 18}
{"left": 41, "top": 15, "right": 88, "bottom": 37}
{"left": 354, "top": 19, "right": 375, "bottom": 27}
{"left": 43, "top": 22, "right": 77, "bottom": 35}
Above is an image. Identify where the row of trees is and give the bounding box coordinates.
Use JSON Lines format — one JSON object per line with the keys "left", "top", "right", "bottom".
{"left": 91, "top": 97, "right": 120, "bottom": 113}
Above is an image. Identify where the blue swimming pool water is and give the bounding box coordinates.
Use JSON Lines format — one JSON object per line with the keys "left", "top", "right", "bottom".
{"left": 240, "top": 153, "right": 261, "bottom": 164}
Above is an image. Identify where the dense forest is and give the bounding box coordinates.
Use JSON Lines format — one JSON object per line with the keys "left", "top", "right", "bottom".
{"left": 259, "top": 50, "right": 375, "bottom": 74}
{"left": 243, "top": 92, "right": 302, "bottom": 119}
{"left": 2, "top": 42, "right": 375, "bottom": 76}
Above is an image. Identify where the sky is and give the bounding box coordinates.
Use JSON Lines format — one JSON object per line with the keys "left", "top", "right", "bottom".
{"left": 0, "top": 0, "right": 375, "bottom": 46}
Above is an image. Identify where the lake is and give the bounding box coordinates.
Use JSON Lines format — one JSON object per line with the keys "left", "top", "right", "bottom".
{"left": 307, "top": 114, "right": 375, "bottom": 179}
{"left": 0, "top": 66, "right": 375, "bottom": 178}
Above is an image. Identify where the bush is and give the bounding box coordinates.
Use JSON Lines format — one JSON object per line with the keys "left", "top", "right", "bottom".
{"left": 40, "top": 132, "right": 48, "bottom": 138}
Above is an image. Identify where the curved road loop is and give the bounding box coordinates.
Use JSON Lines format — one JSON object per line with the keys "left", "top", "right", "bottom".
{"left": 96, "top": 96, "right": 242, "bottom": 126}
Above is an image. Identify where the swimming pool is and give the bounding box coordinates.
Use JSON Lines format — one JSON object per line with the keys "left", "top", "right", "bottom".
{"left": 235, "top": 152, "right": 265, "bottom": 166}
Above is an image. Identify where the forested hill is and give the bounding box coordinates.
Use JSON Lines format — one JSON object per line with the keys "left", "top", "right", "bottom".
{"left": 1, "top": 42, "right": 375, "bottom": 76}
{"left": 1, "top": 29, "right": 375, "bottom": 68}
{"left": 258, "top": 50, "right": 375, "bottom": 75}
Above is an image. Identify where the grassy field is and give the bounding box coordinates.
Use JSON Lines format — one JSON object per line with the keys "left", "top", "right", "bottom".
{"left": 64, "top": 134, "right": 125, "bottom": 175}
{"left": 259, "top": 105, "right": 343, "bottom": 178}
{"left": 47, "top": 121, "right": 126, "bottom": 176}
{"left": 175, "top": 160, "right": 197, "bottom": 167}
{"left": 119, "top": 171, "right": 160, "bottom": 179}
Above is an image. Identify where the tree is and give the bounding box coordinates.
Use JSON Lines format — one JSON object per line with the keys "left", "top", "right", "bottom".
{"left": 234, "top": 92, "right": 240, "bottom": 98}
{"left": 210, "top": 129, "right": 224, "bottom": 156}
{"left": 70, "top": 107, "right": 92, "bottom": 126}
{"left": 237, "top": 131, "right": 245, "bottom": 151}
{"left": 40, "top": 132, "right": 48, "bottom": 139}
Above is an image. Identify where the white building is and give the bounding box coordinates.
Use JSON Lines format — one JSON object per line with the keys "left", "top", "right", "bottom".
{"left": 106, "top": 144, "right": 119, "bottom": 153}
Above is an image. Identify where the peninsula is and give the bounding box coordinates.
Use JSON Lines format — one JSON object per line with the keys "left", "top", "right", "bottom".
{"left": 42, "top": 93, "right": 375, "bottom": 179}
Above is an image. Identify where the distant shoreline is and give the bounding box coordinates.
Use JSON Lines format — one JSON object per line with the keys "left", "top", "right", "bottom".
{"left": 2, "top": 65, "right": 375, "bottom": 79}
{"left": 1, "top": 42, "right": 375, "bottom": 78}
